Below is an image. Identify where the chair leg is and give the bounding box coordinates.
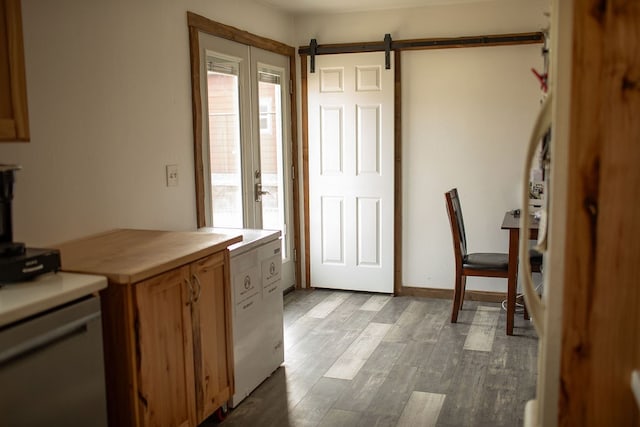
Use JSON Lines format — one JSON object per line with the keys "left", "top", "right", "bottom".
{"left": 451, "top": 272, "right": 463, "bottom": 323}
{"left": 459, "top": 276, "right": 467, "bottom": 310}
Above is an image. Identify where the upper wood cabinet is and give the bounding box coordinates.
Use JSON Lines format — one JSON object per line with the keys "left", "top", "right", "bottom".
{"left": 0, "top": 0, "right": 29, "bottom": 142}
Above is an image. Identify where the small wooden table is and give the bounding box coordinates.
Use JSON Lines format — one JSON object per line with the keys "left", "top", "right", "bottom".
{"left": 501, "top": 211, "right": 539, "bottom": 335}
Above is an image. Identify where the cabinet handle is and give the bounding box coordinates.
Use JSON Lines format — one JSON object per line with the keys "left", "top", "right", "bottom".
{"left": 0, "top": 312, "right": 100, "bottom": 366}
{"left": 185, "top": 278, "right": 194, "bottom": 305}
{"left": 192, "top": 274, "right": 202, "bottom": 302}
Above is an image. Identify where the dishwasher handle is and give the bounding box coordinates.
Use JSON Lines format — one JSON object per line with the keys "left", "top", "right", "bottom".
{"left": 0, "top": 311, "right": 100, "bottom": 366}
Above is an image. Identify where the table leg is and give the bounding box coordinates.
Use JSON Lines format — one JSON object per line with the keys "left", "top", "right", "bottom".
{"left": 507, "top": 228, "right": 519, "bottom": 335}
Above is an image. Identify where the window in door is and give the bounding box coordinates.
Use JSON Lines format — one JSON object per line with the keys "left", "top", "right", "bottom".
{"left": 206, "top": 57, "right": 243, "bottom": 228}
{"left": 257, "top": 68, "right": 287, "bottom": 257}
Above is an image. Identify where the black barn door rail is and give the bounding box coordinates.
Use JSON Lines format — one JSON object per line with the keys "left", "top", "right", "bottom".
{"left": 300, "top": 32, "right": 544, "bottom": 67}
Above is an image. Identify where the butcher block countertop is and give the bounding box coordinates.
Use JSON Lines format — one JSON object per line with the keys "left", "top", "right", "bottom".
{"left": 55, "top": 229, "right": 242, "bottom": 284}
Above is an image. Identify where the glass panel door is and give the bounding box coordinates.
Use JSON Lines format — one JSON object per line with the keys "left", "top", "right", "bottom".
{"left": 250, "top": 48, "right": 295, "bottom": 289}
{"left": 205, "top": 55, "right": 244, "bottom": 228}
{"left": 198, "top": 33, "right": 295, "bottom": 288}
{"left": 257, "top": 68, "right": 288, "bottom": 258}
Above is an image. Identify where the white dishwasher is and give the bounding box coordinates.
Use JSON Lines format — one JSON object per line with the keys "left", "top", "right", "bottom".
{"left": 200, "top": 228, "right": 284, "bottom": 407}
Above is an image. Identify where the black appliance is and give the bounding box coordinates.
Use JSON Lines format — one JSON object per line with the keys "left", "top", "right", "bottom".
{"left": 0, "top": 164, "right": 60, "bottom": 283}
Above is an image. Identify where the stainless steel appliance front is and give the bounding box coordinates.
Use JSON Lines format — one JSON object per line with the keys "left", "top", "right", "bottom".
{"left": 0, "top": 295, "right": 107, "bottom": 427}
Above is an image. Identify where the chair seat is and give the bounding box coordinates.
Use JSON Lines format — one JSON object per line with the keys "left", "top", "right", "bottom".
{"left": 463, "top": 252, "right": 509, "bottom": 270}
{"left": 530, "top": 249, "right": 543, "bottom": 263}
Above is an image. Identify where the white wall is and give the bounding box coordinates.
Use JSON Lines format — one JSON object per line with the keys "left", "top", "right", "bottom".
{"left": 402, "top": 45, "right": 542, "bottom": 291}
{"left": 0, "top": 0, "right": 294, "bottom": 246}
{"left": 294, "top": 0, "right": 547, "bottom": 291}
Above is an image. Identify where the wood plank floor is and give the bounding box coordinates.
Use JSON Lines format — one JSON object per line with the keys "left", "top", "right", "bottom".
{"left": 202, "top": 289, "right": 538, "bottom": 427}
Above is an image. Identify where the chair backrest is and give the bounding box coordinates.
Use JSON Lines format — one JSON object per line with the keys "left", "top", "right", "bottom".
{"left": 445, "top": 188, "right": 468, "bottom": 264}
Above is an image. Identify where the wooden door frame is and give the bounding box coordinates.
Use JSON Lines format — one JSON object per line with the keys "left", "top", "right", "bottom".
{"left": 299, "top": 32, "right": 544, "bottom": 296}
{"left": 187, "top": 12, "right": 302, "bottom": 289}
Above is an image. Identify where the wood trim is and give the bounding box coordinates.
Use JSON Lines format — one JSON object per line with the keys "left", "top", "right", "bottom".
{"left": 298, "top": 31, "right": 544, "bottom": 55}
{"left": 393, "top": 50, "right": 402, "bottom": 296}
{"left": 187, "top": 12, "right": 294, "bottom": 57}
{"left": 289, "top": 55, "right": 302, "bottom": 290}
{"left": 399, "top": 285, "right": 506, "bottom": 303}
{"left": 301, "top": 55, "right": 310, "bottom": 287}
{"left": 188, "top": 25, "right": 206, "bottom": 228}
{"left": 187, "top": 12, "right": 301, "bottom": 288}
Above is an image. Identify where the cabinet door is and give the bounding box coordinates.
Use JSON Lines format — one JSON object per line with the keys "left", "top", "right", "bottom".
{"left": 135, "top": 265, "right": 196, "bottom": 427}
{"left": 190, "top": 251, "right": 233, "bottom": 423}
{"left": 0, "top": 0, "right": 29, "bottom": 141}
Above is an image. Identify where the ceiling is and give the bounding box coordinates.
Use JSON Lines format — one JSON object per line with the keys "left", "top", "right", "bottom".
{"left": 255, "top": 0, "right": 495, "bottom": 14}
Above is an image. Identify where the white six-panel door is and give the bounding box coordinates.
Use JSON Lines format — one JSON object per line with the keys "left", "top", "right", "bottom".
{"left": 308, "top": 52, "right": 394, "bottom": 293}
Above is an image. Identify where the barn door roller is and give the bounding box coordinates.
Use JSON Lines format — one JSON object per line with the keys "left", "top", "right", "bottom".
{"left": 309, "top": 38, "right": 318, "bottom": 73}
{"left": 384, "top": 33, "right": 392, "bottom": 70}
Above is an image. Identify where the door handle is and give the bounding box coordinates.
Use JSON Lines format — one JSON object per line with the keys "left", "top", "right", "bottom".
{"left": 255, "top": 183, "right": 270, "bottom": 202}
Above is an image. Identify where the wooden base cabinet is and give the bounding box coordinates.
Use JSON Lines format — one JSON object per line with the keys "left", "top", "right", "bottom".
{"left": 135, "top": 252, "right": 232, "bottom": 426}
{"left": 56, "top": 230, "right": 240, "bottom": 427}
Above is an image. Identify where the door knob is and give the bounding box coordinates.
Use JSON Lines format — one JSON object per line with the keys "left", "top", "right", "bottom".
{"left": 255, "top": 183, "right": 270, "bottom": 202}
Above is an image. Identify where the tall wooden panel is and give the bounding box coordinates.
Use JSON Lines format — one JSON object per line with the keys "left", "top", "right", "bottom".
{"left": 559, "top": 2, "right": 640, "bottom": 425}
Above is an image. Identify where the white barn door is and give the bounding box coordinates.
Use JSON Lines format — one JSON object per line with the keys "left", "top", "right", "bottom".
{"left": 308, "top": 52, "right": 394, "bottom": 293}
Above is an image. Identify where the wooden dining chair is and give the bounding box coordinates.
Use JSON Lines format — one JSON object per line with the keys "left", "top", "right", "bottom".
{"left": 444, "top": 188, "right": 542, "bottom": 323}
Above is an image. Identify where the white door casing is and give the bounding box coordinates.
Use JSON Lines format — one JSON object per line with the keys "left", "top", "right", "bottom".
{"left": 308, "top": 52, "right": 394, "bottom": 293}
